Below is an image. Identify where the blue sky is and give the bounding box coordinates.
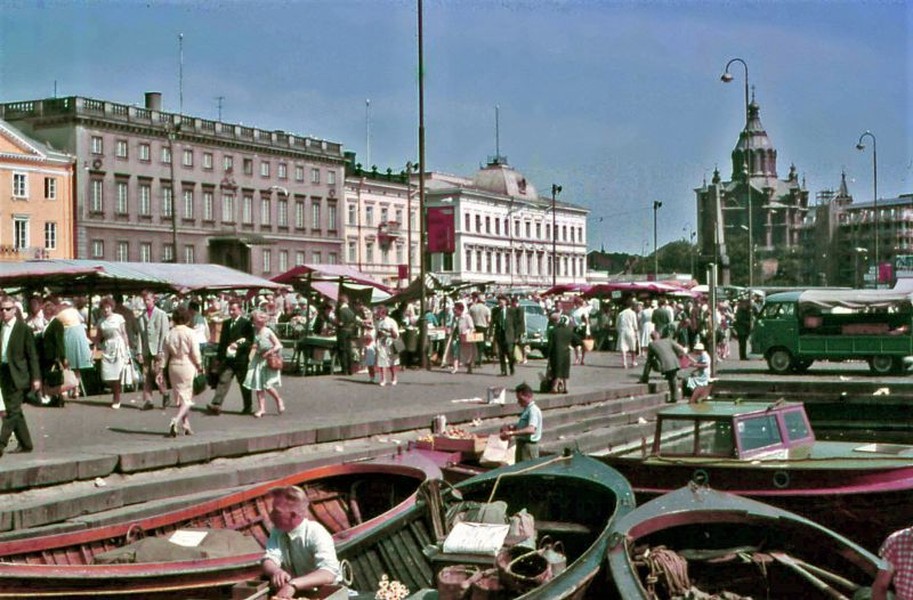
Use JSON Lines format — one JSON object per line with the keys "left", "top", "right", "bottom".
{"left": 1, "top": 0, "right": 910, "bottom": 254}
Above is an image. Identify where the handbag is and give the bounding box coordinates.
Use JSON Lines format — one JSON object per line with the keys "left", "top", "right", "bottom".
{"left": 192, "top": 372, "right": 207, "bottom": 396}
{"left": 46, "top": 362, "right": 64, "bottom": 387}
{"left": 266, "top": 352, "right": 283, "bottom": 370}
{"left": 392, "top": 337, "right": 406, "bottom": 354}
{"left": 582, "top": 337, "right": 595, "bottom": 351}
{"left": 61, "top": 367, "right": 79, "bottom": 392}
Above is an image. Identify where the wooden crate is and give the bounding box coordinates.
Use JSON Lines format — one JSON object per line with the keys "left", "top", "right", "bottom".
{"left": 416, "top": 434, "right": 487, "bottom": 456}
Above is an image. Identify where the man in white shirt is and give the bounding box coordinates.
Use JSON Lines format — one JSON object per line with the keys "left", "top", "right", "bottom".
{"left": 501, "top": 383, "right": 543, "bottom": 462}
{"left": 262, "top": 485, "right": 340, "bottom": 598}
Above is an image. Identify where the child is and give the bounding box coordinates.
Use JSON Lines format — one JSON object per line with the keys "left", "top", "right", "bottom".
{"left": 361, "top": 333, "right": 377, "bottom": 383}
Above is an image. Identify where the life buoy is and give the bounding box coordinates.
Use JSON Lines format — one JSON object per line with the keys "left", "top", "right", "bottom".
{"left": 691, "top": 468, "right": 709, "bottom": 486}
{"left": 773, "top": 470, "right": 790, "bottom": 489}
{"left": 91, "top": 159, "right": 103, "bottom": 170}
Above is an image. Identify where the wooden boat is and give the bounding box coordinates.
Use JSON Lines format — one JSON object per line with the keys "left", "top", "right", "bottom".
{"left": 605, "top": 484, "right": 887, "bottom": 599}
{"left": 598, "top": 400, "right": 913, "bottom": 551}
{"left": 335, "top": 451, "right": 636, "bottom": 599}
{"left": 0, "top": 449, "right": 445, "bottom": 598}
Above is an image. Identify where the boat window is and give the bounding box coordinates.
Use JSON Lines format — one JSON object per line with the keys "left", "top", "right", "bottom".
{"left": 697, "top": 420, "right": 734, "bottom": 456}
{"left": 782, "top": 410, "right": 811, "bottom": 442}
{"left": 737, "top": 415, "right": 782, "bottom": 452}
{"left": 657, "top": 418, "right": 697, "bottom": 455}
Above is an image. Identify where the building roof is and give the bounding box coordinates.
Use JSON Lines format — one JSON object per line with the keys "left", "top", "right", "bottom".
{"left": 0, "top": 119, "right": 72, "bottom": 164}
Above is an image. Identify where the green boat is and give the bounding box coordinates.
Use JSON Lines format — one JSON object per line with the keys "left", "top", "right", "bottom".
{"left": 335, "top": 451, "right": 635, "bottom": 599}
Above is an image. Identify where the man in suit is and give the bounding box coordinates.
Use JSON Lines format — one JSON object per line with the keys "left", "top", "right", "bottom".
{"left": 490, "top": 295, "right": 519, "bottom": 376}
{"left": 207, "top": 298, "right": 254, "bottom": 415}
{"left": 639, "top": 329, "right": 688, "bottom": 403}
{"left": 0, "top": 296, "right": 41, "bottom": 456}
{"left": 138, "top": 290, "right": 171, "bottom": 410}
{"left": 334, "top": 295, "right": 357, "bottom": 375}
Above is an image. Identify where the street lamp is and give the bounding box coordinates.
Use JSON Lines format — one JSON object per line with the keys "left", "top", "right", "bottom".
{"left": 721, "top": 57, "right": 752, "bottom": 291}
{"left": 653, "top": 201, "right": 662, "bottom": 279}
{"left": 551, "top": 183, "right": 562, "bottom": 287}
{"left": 856, "top": 131, "right": 878, "bottom": 284}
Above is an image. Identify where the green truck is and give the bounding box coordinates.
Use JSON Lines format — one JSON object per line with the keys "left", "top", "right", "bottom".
{"left": 751, "top": 289, "right": 913, "bottom": 375}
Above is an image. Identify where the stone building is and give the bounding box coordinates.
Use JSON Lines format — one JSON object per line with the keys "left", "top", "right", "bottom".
{"left": 0, "top": 93, "right": 346, "bottom": 277}
{"left": 0, "top": 119, "right": 75, "bottom": 261}
{"left": 695, "top": 96, "right": 809, "bottom": 286}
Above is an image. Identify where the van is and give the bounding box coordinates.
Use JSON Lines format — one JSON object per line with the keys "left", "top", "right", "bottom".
{"left": 751, "top": 290, "right": 913, "bottom": 375}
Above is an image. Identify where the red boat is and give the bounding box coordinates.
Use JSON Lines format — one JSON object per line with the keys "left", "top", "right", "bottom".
{"left": 598, "top": 400, "right": 913, "bottom": 551}
{"left": 0, "top": 449, "right": 446, "bottom": 598}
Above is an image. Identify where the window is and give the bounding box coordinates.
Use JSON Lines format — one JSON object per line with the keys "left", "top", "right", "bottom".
{"left": 182, "top": 149, "right": 193, "bottom": 167}
{"left": 116, "top": 181, "right": 128, "bottom": 214}
{"left": 562, "top": 225, "right": 567, "bottom": 241}
{"left": 312, "top": 251, "right": 323, "bottom": 264}
{"left": 295, "top": 199, "right": 305, "bottom": 228}
{"left": 365, "top": 242, "right": 374, "bottom": 264}
{"left": 348, "top": 241, "right": 357, "bottom": 262}
{"left": 183, "top": 189, "right": 194, "bottom": 219}
{"left": 161, "top": 145, "right": 172, "bottom": 164}
{"left": 44, "top": 222, "right": 57, "bottom": 250}
{"left": 140, "top": 242, "right": 152, "bottom": 262}
{"left": 260, "top": 197, "right": 271, "bottom": 226}
{"left": 295, "top": 251, "right": 305, "bottom": 266}
{"left": 514, "top": 220, "right": 520, "bottom": 237}
{"left": 162, "top": 243, "right": 174, "bottom": 263}
{"left": 90, "top": 179, "right": 104, "bottom": 212}
{"left": 139, "top": 184, "right": 152, "bottom": 216}
{"left": 348, "top": 203, "right": 357, "bottom": 225}
{"left": 116, "top": 240, "right": 129, "bottom": 262}
{"left": 12, "top": 173, "right": 27, "bottom": 198}
{"left": 277, "top": 198, "right": 288, "bottom": 227}
{"left": 465, "top": 249, "right": 472, "bottom": 271}
{"left": 381, "top": 246, "right": 390, "bottom": 265}
{"left": 260, "top": 161, "right": 270, "bottom": 177}
{"left": 546, "top": 224, "right": 551, "bottom": 239}
{"left": 278, "top": 163, "right": 287, "bottom": 179}
{"left": 184, "top": 245, "right": 195, "bottom": 264}
{"left": 91, "top": 136, "right": 103, "bottom": 154}
{"left": 327, "top": 170, "right": 336, "bottom": 185}
{"left": 279, "top": 250, "right": 288, "bottom": 272}
{"left": 139, "top": 143, "right": 151, "bottom": 162}
{"left": 476, "top": 251, "right": 482, "bottom": 272}
{"left": 381, "top": 207, "right": 389, "bottom": 224}
{"left": 410, "top": 210, "right": 417, "bottom": 231}
{"left": 310, "top": 168, "right": 320, "bottom": 184}
{"left": 365, "top": 206, "right": 374, "bottom": 227}
{"left": 44, "top": 177, "right": 57, "bottom": 200}
{"left": 739, "top": 415, "right": 782, "bottom": 452}
{"left": 328, "top": 252, "right": 338, "bottom": 265}
{"left": 475, "top": 215, "right": 482, "bottom": 233}
{"left": 89, "top": 240, "right": 104, "bottom": 257}
{"left": 202, "top": 152, "right": 213, "bottom": 169}
{"left": 295, "top": 165, "right": 304, "bottom": 182}
{"left": 162, "top": 186, "right": 174, "bottom": 218}
{"left": 525, "top": 222, "right": 531, "bottom": 239}
{"left": 570, "top": 227, "right": 575, "bottom": 243}
{"left": 242, "top": 194, "right": 253, "bottom": 224}
{"left": 262, "top": 249, "right": 272, "bottom": 272}
{"left": 395, "top": 208, "right": 403, "bottom": 224}
{"left": 328, "top": 204, "right": 337, "bottom": 230}
{"left": 223, "top": 155, "right": 234, "bottom": 171}
{"left": 464, "top": 213, "right": 470, "bottom": 231}
{"left": 536, "top": 223, "right": 541, "bottom": 239}
{"left": 311, "top": 200, "right": 321, "bottom": 229}
{"left": 396, "top": 243, "right": 404, "bottom": 265}
{"left": 222, "top": 194, "right": 235, "bottom": 223}
{"left": 243, "top": 158, "right": 253, "bottom": 175}
{"left": 485, "top": 216, "right": 491, "bottom": 234}
{"left": 115, "top": 140, "right": 128, "bottom": 159}
{"left": 203, "top": 190, "right": 214, "bottom": 221}
{"left": 12, "top": 217, "right": 28, "bottom": 250}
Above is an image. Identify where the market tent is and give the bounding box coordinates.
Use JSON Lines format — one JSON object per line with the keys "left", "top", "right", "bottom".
{"left": 271, "top": 264, "right": 392, "bottom": 305}
{"left": 541, "top": 283, "right": 592, "bottom": 297}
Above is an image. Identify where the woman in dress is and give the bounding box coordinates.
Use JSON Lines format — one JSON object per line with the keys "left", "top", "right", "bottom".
{"left": 57, "top": 300, "right": 93, "bottom": 398}
{"left": 94, "top": 296, "right": 132, "bottom": 409}
{"left": 243, "top": 310, "right": 285, "bottom": 417}
{"left": 453, "top": 301, "right": 477, "bottom": 374}
{"left": 615, "top": 299, "right": 640, "bottom": 369}
{"left": 546, "top": 313, "right": 574, "bottom": 393}
{"left": 373, "top": 305, "right": 400, "bottom": 386}
{"left": 162, "top": 308, "right": 203, "bottom": 436}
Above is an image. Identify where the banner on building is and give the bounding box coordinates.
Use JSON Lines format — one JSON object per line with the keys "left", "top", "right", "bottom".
{"left": 426, "top": 207, "right": 455, "bottom": 253}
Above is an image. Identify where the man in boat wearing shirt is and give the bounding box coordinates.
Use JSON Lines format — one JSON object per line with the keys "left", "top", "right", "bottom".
{"left": 262, "top": 485, "right": 340, "bottom": 598}
{"left": 501, "top": 382, "right": 542, "bottom": 462}
{"left": 873, "top": 525, "right": 913, "bottom": 600}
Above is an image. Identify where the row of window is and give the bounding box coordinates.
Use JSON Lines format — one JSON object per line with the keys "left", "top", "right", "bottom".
{"left": 90, "top": 240, "right": 336, "bottom": 273}
{"left": 4, "top": 218, "right": 58, "bottom": 251}
{"left": 463, "top": 247, "right": 585, "bottom": 278}
{"left": 11, "top": 173, "right": 58, "bottom": 200}
{"left": 464, "top": 212, "right": 585, "bottom": 244}
{"left": 346, "top": 203, "right": 417, "bottom": 229}
{"left": 91, "top": 136, "right": 335, "bottom": 183}
{"left": 91, "top": 179, "right": 338, "bottom": 230}
{"left": 346, "top": 240, "right": 417, "bottom": 266}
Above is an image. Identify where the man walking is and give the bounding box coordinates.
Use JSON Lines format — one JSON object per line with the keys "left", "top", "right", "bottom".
{"left": 490, "top": 295, "right": 518, "bottom": 376}
{"left": 0, "top": 296, "right": 41, "bottom": 456}
{"left": 500, "top": 383, "right": 542, "bottom": 462}
{"left": 639, "top": 329, "right": 688, "bottom": 403}
{"left": 334, "top": 295, "right": 357, "bottom": 375}
{"left": 138, "top": 290, "right": 170, "bottom": 410}
{"left": 207, "top": 299, "right": 254, "bottom": 415}
{"left": 468, "top": 294, "right": 491, "bottom": 367}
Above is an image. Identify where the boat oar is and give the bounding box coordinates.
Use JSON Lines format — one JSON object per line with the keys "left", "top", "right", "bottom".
{"left": 770, "top": 552, "right": 850, "bottom": 600}
{"left": 790, "top": 556, "right": 862, "bottom": 593}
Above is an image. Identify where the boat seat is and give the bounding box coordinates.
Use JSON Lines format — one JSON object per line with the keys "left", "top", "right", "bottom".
{"left": 536, "top": 520, "right": 592, "bottom": 535}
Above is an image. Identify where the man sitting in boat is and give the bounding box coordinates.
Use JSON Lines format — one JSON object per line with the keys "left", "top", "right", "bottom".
{"left": 873, "top": 525, "right": 912, "bottom": 600}
{"left": 262, "top": 485, "right": 340, "bottom": 598}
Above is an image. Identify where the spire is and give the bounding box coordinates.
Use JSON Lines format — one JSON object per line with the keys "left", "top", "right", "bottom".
{"left": 730, "top": 93, "right": 778, "bottom": 181}
{"left": 838, "top": 170, "right": 850, "bottom": 198}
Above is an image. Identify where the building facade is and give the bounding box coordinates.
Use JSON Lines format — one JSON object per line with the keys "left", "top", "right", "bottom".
{"left": 695, "top": 97, "right": 809, "bottom": 286}
{"left": 0, "top": 94, "right": 346, "bottom": 277}
{"left": 423, "top": 157, "right": 588, "bottom": 287}
{"left": 343, "top": 155, "right": 419, "bottom": 289}
{"left": 0, "top": 119, "right": 75, "bottom": 261}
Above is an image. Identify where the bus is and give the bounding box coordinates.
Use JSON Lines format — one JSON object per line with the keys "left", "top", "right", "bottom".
{"left": 751, "top": 289, "right": 913, "bottom": 375}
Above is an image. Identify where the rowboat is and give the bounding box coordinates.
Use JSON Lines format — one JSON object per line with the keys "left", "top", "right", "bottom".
{"left": 598, "top": 400, "right": 913, "bottom": 551}
{"left": 335, "top": 451, "right": 635, "bottom": 599}
{"left": 0, "top": 449, "right": 444, "bottom": 598}
{"left": 606, "top": 484, "right": 887, "bottom": 599}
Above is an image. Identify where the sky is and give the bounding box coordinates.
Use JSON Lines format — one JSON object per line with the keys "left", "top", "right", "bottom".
{"left": 0, "top": 0, "right": 910, "bottom": 255}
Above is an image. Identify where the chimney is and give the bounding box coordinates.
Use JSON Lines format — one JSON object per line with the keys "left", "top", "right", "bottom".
{"left": 144, "top": 92, "right": 162, "bottom": 111}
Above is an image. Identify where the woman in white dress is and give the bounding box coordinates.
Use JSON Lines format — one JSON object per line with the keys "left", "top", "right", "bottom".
{"left": 94, "top": 297, "right": 132, "bottom": 409}
{"left": 373, "top": 305, "right": 400, "bottom": 386}
{"left": 243, "top": 310, "right": 285, "bottom": 417}
{"left": 639, "top": 301, "right": 655, "bottom": 356}
{"left": 615, "top": 299, "right": 640, "bottom": 369}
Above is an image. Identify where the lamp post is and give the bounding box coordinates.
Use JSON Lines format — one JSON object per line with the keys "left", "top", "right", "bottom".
{"left": 856, "top": 131, "right": 878, "bottom": 285}
{"left": 721, "top": 57, "right": 752, "bottom": 291}
{"left": 166, "top": 125, "right": 179, "bottom": 263}
{"left": 551, "top": 183, "right": 562, "bottom": 288}
{"left": 653, "top": 201, "right": 662, "bottom": 279}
